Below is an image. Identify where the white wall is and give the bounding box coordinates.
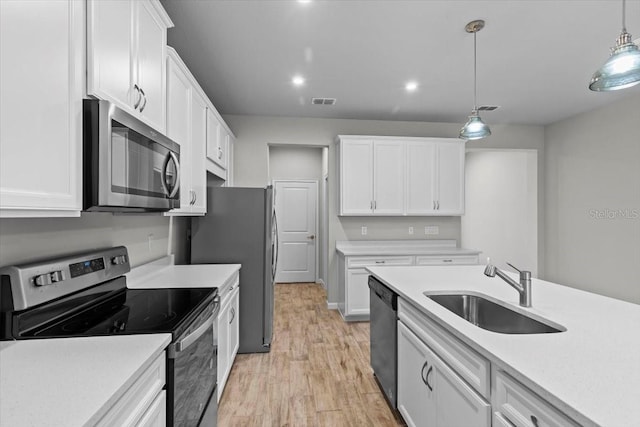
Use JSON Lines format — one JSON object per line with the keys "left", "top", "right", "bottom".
{"left": 224, "top": 114, "right": 545, "bottom": 303}
{"left": 545, "top": 94, "right": 640, "bottom": 304}
{"left": 0, "top": 214, "right": 189, "bottom": 268}
{"left": 269, "top": 145, "right": 323, "bottom": 181}
{"left": 462, "top": 150, "right": 538, "bottom": 275}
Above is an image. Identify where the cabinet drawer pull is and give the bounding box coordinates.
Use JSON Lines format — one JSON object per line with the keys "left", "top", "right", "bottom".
{"left": 442, "top": 259, "right": 453, "bottom": 263}
{"left": 375, "top": 260, "right": 386, "bottom": 264}
{"left": 530, "top": 415, "right": 539, "bottom": 427}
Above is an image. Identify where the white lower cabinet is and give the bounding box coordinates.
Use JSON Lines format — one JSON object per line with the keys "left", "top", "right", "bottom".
{"left": 337, "top": 251, "right": 478, "bottom": 321}
{"left": 398, "top": 321, "right": 491, "bottom": 427}
{"left": 492, "top": 370, "right": 580, "bottom": 427}
{"left": 217, "top": 273, "right": 240, "bottom": 402}
{"left": 97, "top": 352, "right": 166, "bottom": 427}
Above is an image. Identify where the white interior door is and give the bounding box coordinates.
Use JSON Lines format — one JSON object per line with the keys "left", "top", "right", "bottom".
{"left": 274, "top": 180, "right": 317, "bottom": 283}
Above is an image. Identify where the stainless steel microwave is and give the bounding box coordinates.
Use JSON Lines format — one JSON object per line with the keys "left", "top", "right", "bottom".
{"left": 83, "top": 99, "right": 180, "bottom": 212}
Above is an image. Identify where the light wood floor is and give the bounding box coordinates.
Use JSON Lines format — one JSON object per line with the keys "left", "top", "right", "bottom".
{"left": 218, "top": 283, "right": 405, "bottom": 426}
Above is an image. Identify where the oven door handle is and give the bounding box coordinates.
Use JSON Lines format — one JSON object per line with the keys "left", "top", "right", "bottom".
{"left": 168, "top": 311, "right": 216, "bottom": 359}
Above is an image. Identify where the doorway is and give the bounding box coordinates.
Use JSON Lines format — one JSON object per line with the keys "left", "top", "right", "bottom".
{"left": 268, "top": 145, "right": 327, "bottom": 285}
{"left": 461, "top": 149, "right": 538, "bottom": 275}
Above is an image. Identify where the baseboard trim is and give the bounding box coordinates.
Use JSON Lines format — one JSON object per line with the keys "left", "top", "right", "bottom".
{"left": 317, "top": 278, "right": 326, "bottom": 289}
{"left": 327, "top": 302, "right": 338, "bottom": 310}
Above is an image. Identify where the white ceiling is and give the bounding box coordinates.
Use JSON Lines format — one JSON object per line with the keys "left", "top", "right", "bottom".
{"left": 160, "top": 0, "right": 640, "bottom": 126}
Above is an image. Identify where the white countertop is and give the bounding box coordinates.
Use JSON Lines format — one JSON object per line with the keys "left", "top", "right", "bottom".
{"left": 336, "top": 239, "right": 481, "bottom": 257}
{"left": 367, "top": 265, "right": 640, "bottom": 427}
{"left": 127, "top": 262, "right": 241, "bottom": 291}
{"left": 0, "top": 334, "right": 171, "bottom": 427}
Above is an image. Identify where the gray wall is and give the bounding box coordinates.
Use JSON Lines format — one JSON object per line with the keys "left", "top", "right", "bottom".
{"left": 269, "top": 145, "right": 323, "bottom": 181}
{"left": 544, "top": 94, "right": 640, "bottom": 304}
{"left": 224, "top": 114, "right": 545, "bottom": 304}
{"left": 0, "top": 214, "right": 189, "bottom": 268}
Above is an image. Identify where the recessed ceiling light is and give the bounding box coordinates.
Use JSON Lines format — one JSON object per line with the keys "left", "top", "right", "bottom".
{"left": 405, "top": 81, "right": 418, "bottom": 92}
{"left": 298, "top": 0, "right": 312, "bottom": 4}
{"left": 292, "top": 75, "right": 305, "bottom": 87}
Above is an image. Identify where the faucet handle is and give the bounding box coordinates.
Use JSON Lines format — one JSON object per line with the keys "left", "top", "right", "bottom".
{"left": 506, "top": 262, "right": 521, "bottom": 273}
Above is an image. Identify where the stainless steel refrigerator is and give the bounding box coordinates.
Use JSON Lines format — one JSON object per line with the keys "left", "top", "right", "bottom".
{"left": 191, "top": 186, "right": 277, "bottom": 353}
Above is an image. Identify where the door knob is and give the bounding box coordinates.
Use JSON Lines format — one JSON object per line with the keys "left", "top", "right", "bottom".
{"left": 307, "top": 235, "right": 316, "bottom": 240}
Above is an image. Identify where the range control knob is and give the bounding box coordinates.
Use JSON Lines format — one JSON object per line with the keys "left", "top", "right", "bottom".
{"left": 111, "top": 255, "right": 127, "bottom": 266}
{"left": 34, "top": 274, "right": 52, "bottom": 286}
{"left": 50, "top": 270, "right": 64, "bottom": 283}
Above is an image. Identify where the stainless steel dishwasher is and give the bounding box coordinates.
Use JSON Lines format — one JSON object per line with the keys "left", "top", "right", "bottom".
{"left": 368, "top": 275, "right": 398, "bottom": 409}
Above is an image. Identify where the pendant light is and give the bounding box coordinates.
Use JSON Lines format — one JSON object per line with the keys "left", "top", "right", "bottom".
{"left": 589, "top": 0, "right": 640, "bottom": 91}
{"left": 460, "top": 20, "right": 491, "bottom": 140}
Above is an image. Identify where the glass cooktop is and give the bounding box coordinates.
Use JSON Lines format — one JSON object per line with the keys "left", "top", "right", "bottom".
{"left": 22, "top": 286, "right": 216, "bottom": 339}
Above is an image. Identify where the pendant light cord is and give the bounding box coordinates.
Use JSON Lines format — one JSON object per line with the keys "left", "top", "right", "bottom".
{"left": 622, "top": 0, "right": 626, "bottom": 31}
{"left": 473, "top": 31, "right": 478, "bottom": 111}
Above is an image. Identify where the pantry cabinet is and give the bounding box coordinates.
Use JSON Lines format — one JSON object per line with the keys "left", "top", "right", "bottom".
{"left": 338, "top": 136, "right": 465, "bottom": 216}
{"left": 0, "top": 0, "right": 83, "bottom": 217}
{"left": 87, "top": 0, "right": 172, "bottom": 133}
{"left": 165, "top": 48, "right": 206, "bottom": 215}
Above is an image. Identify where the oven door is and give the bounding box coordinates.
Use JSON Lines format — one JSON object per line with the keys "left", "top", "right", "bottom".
{"left": 167, "top": 302, "right": 219, "bottom": 427}
{"left": 84, "top": 99, "right": 181, "bottom": 212}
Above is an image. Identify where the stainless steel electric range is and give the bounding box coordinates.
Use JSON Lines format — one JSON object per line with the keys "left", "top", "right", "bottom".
{"left": 0, "top": 246, "right": 219, "bottom": 427}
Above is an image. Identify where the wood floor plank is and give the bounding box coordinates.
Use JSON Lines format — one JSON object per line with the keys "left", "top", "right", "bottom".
{"left": 218, "top": 283, "right": 405, "bottom": 426}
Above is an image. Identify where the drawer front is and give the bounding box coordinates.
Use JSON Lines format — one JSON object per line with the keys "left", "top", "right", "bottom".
{"left": 219, "top": 270, "right": 240, "bottom": 305}
{"left": 398, "top": 298, "right": 490, "bottom": 399}
{"left": 415, "top": 255, "right": 479, "bottom": 265}
{"left": 97, "top": 352, "right": 166, "bottom": 427}
{"left": 347, "top": 256, "right": 414, "bottom": 268}
{"left": 493, "top": 370, "right": 580, "bottom": 427}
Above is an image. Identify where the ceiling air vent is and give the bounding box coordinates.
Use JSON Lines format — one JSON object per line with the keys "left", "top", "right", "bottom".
{"left": 478, "top": 105, "right": 499, "bottom": 111}
{"left": 311, "top": 97, "right": 337, "bottom": 105}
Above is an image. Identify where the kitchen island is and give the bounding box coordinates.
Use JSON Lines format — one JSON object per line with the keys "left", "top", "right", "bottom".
{"left": 367, "top": 265, "right": 640, "bottom": 427}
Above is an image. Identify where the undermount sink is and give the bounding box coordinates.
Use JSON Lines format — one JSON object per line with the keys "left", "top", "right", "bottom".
{"left": 424, "top": 292, "right": 566, "bottom": 334}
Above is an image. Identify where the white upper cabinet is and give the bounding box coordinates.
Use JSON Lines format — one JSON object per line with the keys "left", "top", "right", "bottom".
{"left": 206, "top": 109, "right": 234, "bottom": 181}
{"left": 339, "top": 138, "right": 374, "bottom": 215}
{"left": 406, "top": 138, "right": 465, "bottom": 215}
{"left": 165, "top": 48, "right": 207, "bottom": 216}
{"left": 338, "top": 136, "right": 465, "bottom": 216}
{"left": 87, "top": 0, "right": 172, "bottom": 133}
{"left": 373, "top": 141, "right": 405, "bottom": 214}
{"left": 0, "top": 0, "right": 83, "bottom": 217}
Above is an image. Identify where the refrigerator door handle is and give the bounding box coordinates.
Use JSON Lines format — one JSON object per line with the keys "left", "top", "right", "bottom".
{"left": 272, "top": 210, "right": 279, "bottom": 281}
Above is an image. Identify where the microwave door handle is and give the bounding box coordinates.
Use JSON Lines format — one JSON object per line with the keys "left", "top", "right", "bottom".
{"left": 161, "top": 152, "right": 180, "bottom": 198}
{"left": 168, "top": 311, "right": 216, "bottom": 359}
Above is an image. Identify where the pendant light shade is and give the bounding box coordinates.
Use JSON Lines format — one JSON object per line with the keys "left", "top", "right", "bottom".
{"left": 460, "top": 110, "right": 492, "bottom": 140}
{"left": 589, "top": 0, "right": 640, "bottom": 91}
{"left": 460, "top": 20, "right": 491, "bottom": 141}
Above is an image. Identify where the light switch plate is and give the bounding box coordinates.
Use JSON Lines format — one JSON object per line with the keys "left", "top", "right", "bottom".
{"left": 361, "top": 226, "right": 367, "bottom": 235}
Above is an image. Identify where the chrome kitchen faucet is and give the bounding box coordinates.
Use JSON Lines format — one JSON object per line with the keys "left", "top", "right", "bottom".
{"left": 484, "top": 260, "right": 532, "bottom": 307}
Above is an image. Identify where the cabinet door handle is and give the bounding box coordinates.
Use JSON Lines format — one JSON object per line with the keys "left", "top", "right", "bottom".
{"left": 436, "top": 201, "right": 440, "bottom": 210}
{"left": 370, "top": 201, "right": 373, "bottom": 210}
{"left": 139, "top": 88, "right": 147, "bottom": 112}
{"left": 133, "top": 84, "right": 141, "bottom": 109}
{"left": 530, "top": 415, "right": 539, "bottom": 427}
{"left": 229, "top": 307, "right": 235, "bottom": 324}
{"left": 193, "top": 191, "right": 197, "bottom": 205}
{"left": 374, "top": 200, "right": 377, "bottom": 210}
{"left": 421, "top": 361, "right": 429, "bottom": 386}
{"left": 433, "top": 201, "right": 436, "bottom": 210}
{"left": 425, "top": 366, "right": 434, "bottom": 391}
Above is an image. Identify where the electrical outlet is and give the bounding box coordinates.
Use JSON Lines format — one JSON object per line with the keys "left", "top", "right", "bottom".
{"left": 361, "top": 226, "right": 367, "bottom": 236}
{"left": 408, "top": 226, "right": 414, "bottom": 235}
{"left": 424, "top": 226, "right": 439, "bottom": 235}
